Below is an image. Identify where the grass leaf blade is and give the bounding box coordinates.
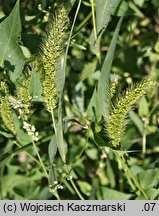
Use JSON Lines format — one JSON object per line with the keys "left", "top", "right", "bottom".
{"left": 97, "top": 17, "right": 123, "bottom": 118}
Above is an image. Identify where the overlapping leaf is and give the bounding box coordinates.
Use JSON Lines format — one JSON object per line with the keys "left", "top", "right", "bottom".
{"left": 0, "top": 0, "right": 25, "bottom": 82}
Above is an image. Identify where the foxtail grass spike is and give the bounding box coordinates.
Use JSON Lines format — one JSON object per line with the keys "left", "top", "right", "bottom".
{"left": 16, "top": 74, "right": 32, "bottom": 119}
{"left": 106, "top": 79, "right": 155, "bottom": 147}
{"left": 0, "top": 82, "right": 16, "bottom": 134}
{"left": 41, "top": 4, "right": 69, "bottom": 112}
{"left": 110, "top": 80, "right": 118, "bottom": 99}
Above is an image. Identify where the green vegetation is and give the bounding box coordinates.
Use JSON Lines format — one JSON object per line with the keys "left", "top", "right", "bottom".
{"left": 0, "top": 0, "right": 159, "bottom": 200}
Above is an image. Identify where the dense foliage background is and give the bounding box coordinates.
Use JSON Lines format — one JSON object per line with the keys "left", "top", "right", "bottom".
{"left": 0, "top": 0, "right": 159, "bottom": 200}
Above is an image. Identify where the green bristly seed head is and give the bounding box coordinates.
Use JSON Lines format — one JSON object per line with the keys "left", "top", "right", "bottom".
{"left": 0, "top": 82, "right": 16, "bottom": 134}
{"left": 41, "top": 4, "right": 69, "bottom": 112}
{"left": 106, "top": 79, "right": 155, "bottom": 147}
{"left": 0, "top": 96, "right": 16, "bottom": 134}
{"left": 110, "top": 81, "right": 118, "bottom": 98}
{"left": 17, "top": 75, "right": 32, "bottom": 119}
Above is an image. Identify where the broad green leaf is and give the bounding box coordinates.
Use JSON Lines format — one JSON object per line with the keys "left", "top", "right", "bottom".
{"left": 1, "top": 165, "right": 44, "bottom": 199}
{"left": 97, "top": 17, "right": 123, "bottom": 119}
{"left": 96, "top": 186, "right": 132, "bottom": 200}
{"left": 85, "top": 148, "right": 98, "bottom": 160}
{"left": 16, "top": 128, "right": 32, "bottom": 145}
{"left": 14, "top": 114, "right": 31, "bottom": 145}
{"left": 2, "top": 174, "right": 29, "bottom": 197}
{"left": 0, "top": 0, "right": 25, "bottom": 82}
{"left": 136, "top": 188, "right": 159, "bottom": 200}
{"left": 138, "top": 168, "right": 159, "bottom": 189}
{"left": 138, "top": 96, "right": 149, "bottom": 118}
{"left": 29, "top": 69, "right": 42, "bottom": 97}
{"left": 48, "top": 135, "right": 57, "bottom": 164}
{"left": 77, "top": 181, "right": 92, "bottom": 196}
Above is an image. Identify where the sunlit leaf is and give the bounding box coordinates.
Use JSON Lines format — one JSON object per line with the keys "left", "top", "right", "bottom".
{"left": 0, "top": 0, "right": 25, "bottom": 82}
{"left": 97, "top": 17, "right": 123, "bottom": 119}
{"left": 96, "top": 186, "right": 132, "bottom": 200}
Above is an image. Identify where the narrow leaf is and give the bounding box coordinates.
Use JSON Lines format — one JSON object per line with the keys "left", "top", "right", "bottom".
{"left": 129, "top": 110, "right": 144, "bottom": 134}
{"left": 96, "top": 0, "right": 121, "bottom": 35}
{"left": 57, "top": 105, "right": 67, "bottom": 163}
{"left": 57, "top": 120, "right": 67, "bottom": 163}
{"left": 97, "top": 17, "right": 123, "bottom": 119}
{"left": 48, "top": 135, "right": 57, "bottom": 164}
{"left": 90, "top": 0, "right": 121, "bottom": 55}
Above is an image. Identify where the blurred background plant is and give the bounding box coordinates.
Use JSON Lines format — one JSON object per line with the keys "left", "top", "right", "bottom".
{"left": 0, "top": 0, "right": 159, "bottom": 200}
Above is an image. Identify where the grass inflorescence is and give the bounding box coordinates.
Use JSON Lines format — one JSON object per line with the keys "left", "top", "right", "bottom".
{"left": 41, "top": 4, "right": 69, "bottom": 112}
{"left": 105, "top": 79, "right": 156, "bottom": 147}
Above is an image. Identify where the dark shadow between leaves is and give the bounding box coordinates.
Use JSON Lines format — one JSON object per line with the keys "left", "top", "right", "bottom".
{"left": 4, "top": 60, "right": 15, "bottom": 73}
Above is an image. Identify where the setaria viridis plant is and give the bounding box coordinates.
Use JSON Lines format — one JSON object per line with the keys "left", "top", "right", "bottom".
{"left": 0, "top": 3, "right": 69, "bottom": 142}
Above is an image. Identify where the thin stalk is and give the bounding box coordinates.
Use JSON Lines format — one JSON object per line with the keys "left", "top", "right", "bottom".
{"left": 63, "top": 0, "right": 82, "bottom": 74}
{"left": 49, "top": 187, "right": 60, "bottom": 200}
{"left": 90, "top": 0, "right": 97, "bottom": 41}
{"left": 64, "top": 164, "right": 84, "bottom": 199}
{"left": 75, "top": 11, "right": 92, "bottom": 32}
{"left": 142, "top": 117, "right": 149, "bottom": 158}
{"left": 125, "top": 170, "right": 136, "bottom": 192}
{"left": 117, "top": 160, "right": 124, "bottom": 192}
{"left": 55, "top": 192, "right": 60, "bottom": 200}
{"left": 51, "top": 108, "right": 57, "bottom": 136}
{"left": 70, "top": 178, "right": 85, "bottom": 200}
{"left": 149, "top": 101, "right": 159, "bottom": 116}
{"left": 62, "top": 179, "right": 75, "bottom": 195}
{"left": 142, "top": 119, "right": 147, "bottom": 158}
{"left": 89, "top": 177, "right": 99, "bottom": 199}
{"left": 50, "top": 109, "right": 62, "bottom": 199}
{"left": 111, "top": 149, "right": 149, "bottom": 199}
{"left": 32, "top": 140, "right": 48, "bottom": 178}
